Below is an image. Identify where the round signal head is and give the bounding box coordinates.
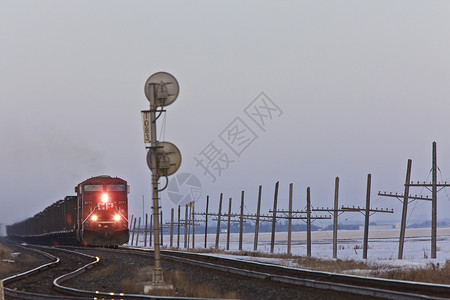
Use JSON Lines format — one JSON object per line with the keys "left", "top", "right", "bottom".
{"left": 144, "top": 72, "right": 179, "bottom": 107}
{"left": 146, "top": 141, "right": 182, "bottom": 176}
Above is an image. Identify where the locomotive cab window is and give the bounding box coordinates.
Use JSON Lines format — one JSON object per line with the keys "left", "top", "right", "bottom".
{"left": 106, "top": 184, "right": 126, "bottom": 192}
{"left": 84, "top": 184, "right": 103, "bottom": 192}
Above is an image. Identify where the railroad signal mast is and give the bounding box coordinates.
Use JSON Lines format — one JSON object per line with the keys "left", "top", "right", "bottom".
{"left": 142, "top": 72, "right": 181, "bottom": 287}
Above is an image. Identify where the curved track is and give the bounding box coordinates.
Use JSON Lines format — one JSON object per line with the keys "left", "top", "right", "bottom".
{"left": 3, "top": 241, "right": 450, "bottom": 300}
{"left": 1, "top": 242, "right": 219, "bottom": 300}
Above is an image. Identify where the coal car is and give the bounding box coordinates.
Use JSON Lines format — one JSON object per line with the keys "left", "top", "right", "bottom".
{"left": 7, "top": 176, "right": 129, "bottom": 247}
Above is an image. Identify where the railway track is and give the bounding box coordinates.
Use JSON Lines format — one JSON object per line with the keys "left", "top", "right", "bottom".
{"left": 1, "top": 241, "right": 219, "bottom": 300}
{"left": 2, "top": 242, "right": 88, "bottom": 299}
{"left": 123, "top": 247, "right": 450, "bottom": 300}
{"left": 2, "top": 240, "right": 450, "bottom": 299}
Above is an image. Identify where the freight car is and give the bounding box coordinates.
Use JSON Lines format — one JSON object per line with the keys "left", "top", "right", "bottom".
{"left": 7, "top": 176, "right": 129, "bottom": 247}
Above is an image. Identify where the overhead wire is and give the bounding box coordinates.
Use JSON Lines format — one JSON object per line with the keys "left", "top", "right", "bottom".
{"left": 438, "top": 168, "right": 450, "bottom": 203}
{"left": 159, "top": 109, "right": 167, "bottom": 142}
{"left": 406, "top": 168, "right": 431, "bottom": 225}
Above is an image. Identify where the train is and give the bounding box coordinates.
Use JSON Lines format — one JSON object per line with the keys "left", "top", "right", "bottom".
{"left": 6, "top": 176, "right": 130, "bottom": 247}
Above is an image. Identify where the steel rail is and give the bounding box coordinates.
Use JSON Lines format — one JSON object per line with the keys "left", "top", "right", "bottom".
{"left": 2, "top": 245, "right": 60, "bottom": 284}
{"left": 152, "top": 249, "right": 450, "bottom": 300}
{"left": 2, "top": 242, "right": 230, "bottom": 300}
{"left": 117, "top": 247, "right": 450, "bottom": 299}
{"left": 1, "top": 243, "right": 95, "bottom": 300}
{"left": 53, "top": 246, "right": 230, "bottom": 300}
{"left": 1, "top": 244, "right": 76, "bottom": 300}
{"left": 53, "top": 247, "right": 232, "bottom": 300}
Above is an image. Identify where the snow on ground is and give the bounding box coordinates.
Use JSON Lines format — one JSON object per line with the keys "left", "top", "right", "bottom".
{"left": 130, "top": 227, "right": 450, "bottom": 270}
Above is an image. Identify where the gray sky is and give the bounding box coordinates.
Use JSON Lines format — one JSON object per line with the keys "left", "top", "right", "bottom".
{"left": 1, "top": 1, "right": 450, "bottom": 229}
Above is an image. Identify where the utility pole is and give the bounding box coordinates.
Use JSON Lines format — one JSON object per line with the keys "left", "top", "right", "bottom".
{"left": 314, "top": 176, "right": 393, "bottom": 259}
{"left": 170, "top": 208, "right": 174, "bottom": 248}
{"left": 239, "top": 191, "right": 245, "bottom": 251}
{"left": 340, "top": 174, "right": 393, "bottom": 259}
{"left": 363, "top": 174, "right": 371, "bottom": 259}
{"left": 306, "top": 187, "right": 311, "bottom": 257}
{"left": 205, "top": 196, "right": 209, "bottom": 248}
{"left": 379, "top": 142, "right": 448, "bottom": 259}
{"left": 184, "top": 204, "right": 188, "bottom": 249}
{"left": 432, "top": 141, "right": 437, "bottom": 258}
{"left": 287, "top": 183, "right": 293, "bottom": 255}
{"left": 215, "top": 194, "right": 223, "bottom": 249}
{"left": 226, "top": 198, "right": 232, "bottom": 250}
{"left": 270, "top": 181, "right": 279, "bottom": 254}
{"left": 144, "top": 214, "right": 148, "bottom": 247}
{"left": 142, "top": 195, "right": 145, "bottom": 231}
{"left": 311, "top": 177, "right": 340, "bottom": 259}
{"left": 177, "top": 205, "right": 180, "bottom": 249}
{"left": 333, "top": 177, "right": 339, "bottom": 259}
{"left": 196, "top": 187, "right": 272, "bottom": 252}
{"left": 254, "top": 185, "right": 262, "bottom": 251}
{"left": 191, "top": 202, "right": 195, "bottom": 249}
{"left": 270, "top": 183, "right": 331, "bottom": 256}
{"left": 400, "top": 159, "right": 412, "bottom": 259}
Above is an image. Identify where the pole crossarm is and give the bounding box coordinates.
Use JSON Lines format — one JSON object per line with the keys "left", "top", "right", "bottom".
{"left": 312, "top": 207, "right": 344, "bottom": 212}
{"left": 269, "top": 210, "right": 331, "bottom": 220}
{"left": 169, "top": 221, "right": 201, "bottom": 226}
{"left": 181, "top": 216, "right": 207, "bottom": 223}
{"left": 302, "top": 215, "right": 332, "bottom": 222}
{"left": 240, "top": 215, "right": 273, "bottom": 222}
{"left": 197, "top": 212, "right": 241, "bottom": 218}
{"left": 211, "top": 218, "right": 241, "bottom": 223}
{"left": 312, "top": 207, "right": 347, "bottom": 216}
{"left": 271, "top": 209, "right": 307, "bottom": 214}
{"left": 204, "top": 213, "right": 272, "bottom": 222}
{"left": 341, "top": 206, "right": 394, "bottom": 214}
{"left": 408, "top": 182, "right": 450, "bottom": 187}
{"left": 197, "top": 211, "right": 252, "bottom": 223}
{"left": 378, "top": 192, "right": 431, "bottom": 201}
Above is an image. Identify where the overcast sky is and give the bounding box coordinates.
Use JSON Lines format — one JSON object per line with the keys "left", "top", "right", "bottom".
{"left": 1, "top": 1, "right": 450, "bottom": 231}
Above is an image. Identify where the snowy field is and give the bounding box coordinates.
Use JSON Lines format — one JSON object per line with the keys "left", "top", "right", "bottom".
{"left": 130, "top": 227, "right": 450, "bottom": 269}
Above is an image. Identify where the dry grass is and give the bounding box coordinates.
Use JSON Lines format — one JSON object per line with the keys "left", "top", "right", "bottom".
{"left": 165, "top": 269, "right": 239, "bottom": 298}
{"left": 185, "top": 248, "right": 450, "bottom": 284}
{"left": 117, "top": 265, "right": 238, "bottom": 298}
{"left": 0, "top": 244, "right": 17, "bottom": 276}
{"left": 186, "top": 248, "right": 377, "bottom": 272}
{"left": 372, "top": 260, "right": 450, "bottom": 284}
{"left": 91, "top": 264, "right": 120, "bottom": 278}
{"left": 120, "top": 265, "right": 153, "bottom": 294}
{"left": 85, "top": 246, "right": 450, "bottom": 295}
{"left": 0, "top": 244, "right": 13, "bottom": 259}
{"left": 0, "top": 242, "right": 64, "bottom": 279}
{"left": 294, "top": 256, "right": 376, "bottom": 273}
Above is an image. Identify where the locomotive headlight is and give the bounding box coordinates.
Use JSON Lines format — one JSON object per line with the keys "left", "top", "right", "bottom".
{"left": 113, "top": 214, "right": 121, "bottom": 222}
{"left": 91, "top": 215, "right": 98, "bottom": 222}
{"left": 101, "top": 193, "right": 109, "bottom": 203}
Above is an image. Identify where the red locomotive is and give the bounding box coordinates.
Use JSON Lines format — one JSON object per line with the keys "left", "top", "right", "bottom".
{"left": 7, "top": 176, "right": 129, "bottom": 247}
